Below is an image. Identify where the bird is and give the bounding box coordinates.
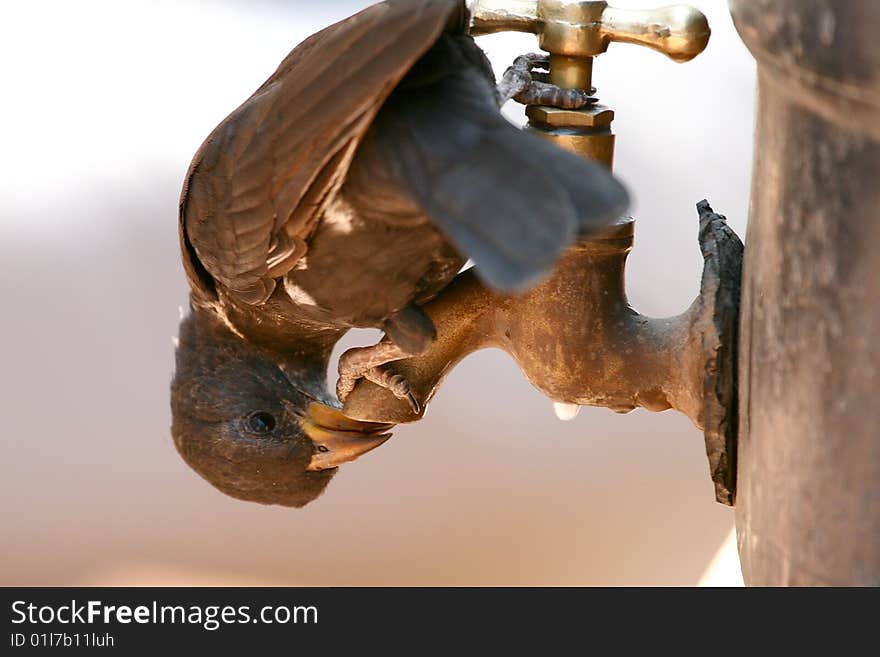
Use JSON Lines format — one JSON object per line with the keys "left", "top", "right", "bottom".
{"left": 171, "top": 0, "right": 629, "bottom": 507}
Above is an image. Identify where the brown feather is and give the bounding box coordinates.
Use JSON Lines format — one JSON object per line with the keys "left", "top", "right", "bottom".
{"left": 179, "top": 0, "right": 462, "bottom": 305}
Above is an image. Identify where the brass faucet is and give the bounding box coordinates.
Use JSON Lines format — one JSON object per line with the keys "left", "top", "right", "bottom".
{"left": 470, "top": 0, "right": 710, "bottom": 168}
{"left": 344, "top": 1, "right": 742, "bottom": 505}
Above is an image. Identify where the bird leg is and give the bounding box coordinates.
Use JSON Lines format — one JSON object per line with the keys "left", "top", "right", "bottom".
{"left": 336, "top": 305, "right": 435, "bottom": 413}
{"left": 496, "top": 53, "right": 596, "bottom": 109}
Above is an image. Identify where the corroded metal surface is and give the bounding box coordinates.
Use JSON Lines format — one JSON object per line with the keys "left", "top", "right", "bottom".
{"left": 345, "top": 203, "right": 743, "bottom": 505}
{"left": 731, "top": 0, "right": 880, "bottom": 585}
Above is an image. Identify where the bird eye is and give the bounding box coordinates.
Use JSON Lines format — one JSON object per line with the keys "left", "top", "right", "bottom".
{"left": 246, "top": 411, "right": 276, "bottom": 435}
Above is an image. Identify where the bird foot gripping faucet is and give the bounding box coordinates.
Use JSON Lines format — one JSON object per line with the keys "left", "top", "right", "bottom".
{"left": 344, "top": 0, "right": 744, "bottom": 505}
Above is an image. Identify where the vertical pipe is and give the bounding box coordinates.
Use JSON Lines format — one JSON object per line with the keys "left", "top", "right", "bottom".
{"left": 730, "top": 0, "right": 880, "bottom": 585}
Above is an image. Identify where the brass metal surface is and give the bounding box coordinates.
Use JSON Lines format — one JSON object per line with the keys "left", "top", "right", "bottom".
{"left": 530, "top": 125, "right": 616, "bottom": 169}
{"left": 466, "top": 0, "right": 538, "bottom": 35}
{"left": 598, "top": 3, "right": 711, "bottom": 62}
{"left": 549, "top": 54, "right": 594, "bottom": 92}
{"left": 526, "top": 105, "right": 615, "bottom": 129}
{"left": 467, "top": 0, "right": 710, "bottom": 62}
{"left": 470, "top": 1, "right": 711, "bottom": 173}
{"left": 345, "top": 205, "right": 743, "bottom": 505}
{"left": 526, "top": 104, "right": 616, "bottom": 168}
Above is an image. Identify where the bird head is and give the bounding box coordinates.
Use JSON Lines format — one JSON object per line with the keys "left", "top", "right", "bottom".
{"left": 170, "top": 309, "right": 393, "bottom": 507}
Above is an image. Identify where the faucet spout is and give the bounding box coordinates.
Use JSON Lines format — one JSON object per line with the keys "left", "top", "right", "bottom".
{"left": 344, "top": 201, "right": 742, "bottom": 505}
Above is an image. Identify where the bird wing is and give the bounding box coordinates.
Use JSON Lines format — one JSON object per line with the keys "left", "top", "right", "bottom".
{"left": 179, "top": 0, "right": 463, "bottom": 305}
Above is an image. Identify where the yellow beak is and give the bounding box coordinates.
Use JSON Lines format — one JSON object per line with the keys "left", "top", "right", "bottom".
{"left": 300, "top": 402, "right": 394, "bottom": 471}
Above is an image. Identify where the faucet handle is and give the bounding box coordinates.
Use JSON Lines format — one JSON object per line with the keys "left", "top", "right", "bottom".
{"left": 577, "top": 2, "right": 711, "bottom": 62}
{"left": 467, "top": 0, "right": 710, "bottom": 63}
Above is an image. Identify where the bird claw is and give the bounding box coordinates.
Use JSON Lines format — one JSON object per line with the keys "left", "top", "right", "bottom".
{"left": 515, "top": 83, "right": 596, "bottom": 110}
{"left": 336, "top": 343, "right": 421, "bottom": 414}
{"left": 497, "top": 52, "right": 597, "bottom": 109}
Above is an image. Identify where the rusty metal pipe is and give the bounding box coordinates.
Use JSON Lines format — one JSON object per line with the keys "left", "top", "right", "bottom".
{"left": 731, "top": 0, "right": 880, "bottom": 586}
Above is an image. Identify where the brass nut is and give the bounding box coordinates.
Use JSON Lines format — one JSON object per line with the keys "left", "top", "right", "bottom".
{"left": 526, "top": 104, "right": 615, "bottom": 128}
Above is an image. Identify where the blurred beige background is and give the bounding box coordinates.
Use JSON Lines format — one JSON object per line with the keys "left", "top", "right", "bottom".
{"left": 0, "top": 0, "right": 753, "bottom": 585}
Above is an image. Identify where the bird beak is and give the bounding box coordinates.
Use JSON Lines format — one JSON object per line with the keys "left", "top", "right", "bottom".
{"left": 300, "top": 402, "right": 394, "bottom": 471}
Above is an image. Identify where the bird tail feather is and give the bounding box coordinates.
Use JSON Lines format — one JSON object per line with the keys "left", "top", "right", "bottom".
{"left": 371, "top": 38, "right": 629, "bottom": 292}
